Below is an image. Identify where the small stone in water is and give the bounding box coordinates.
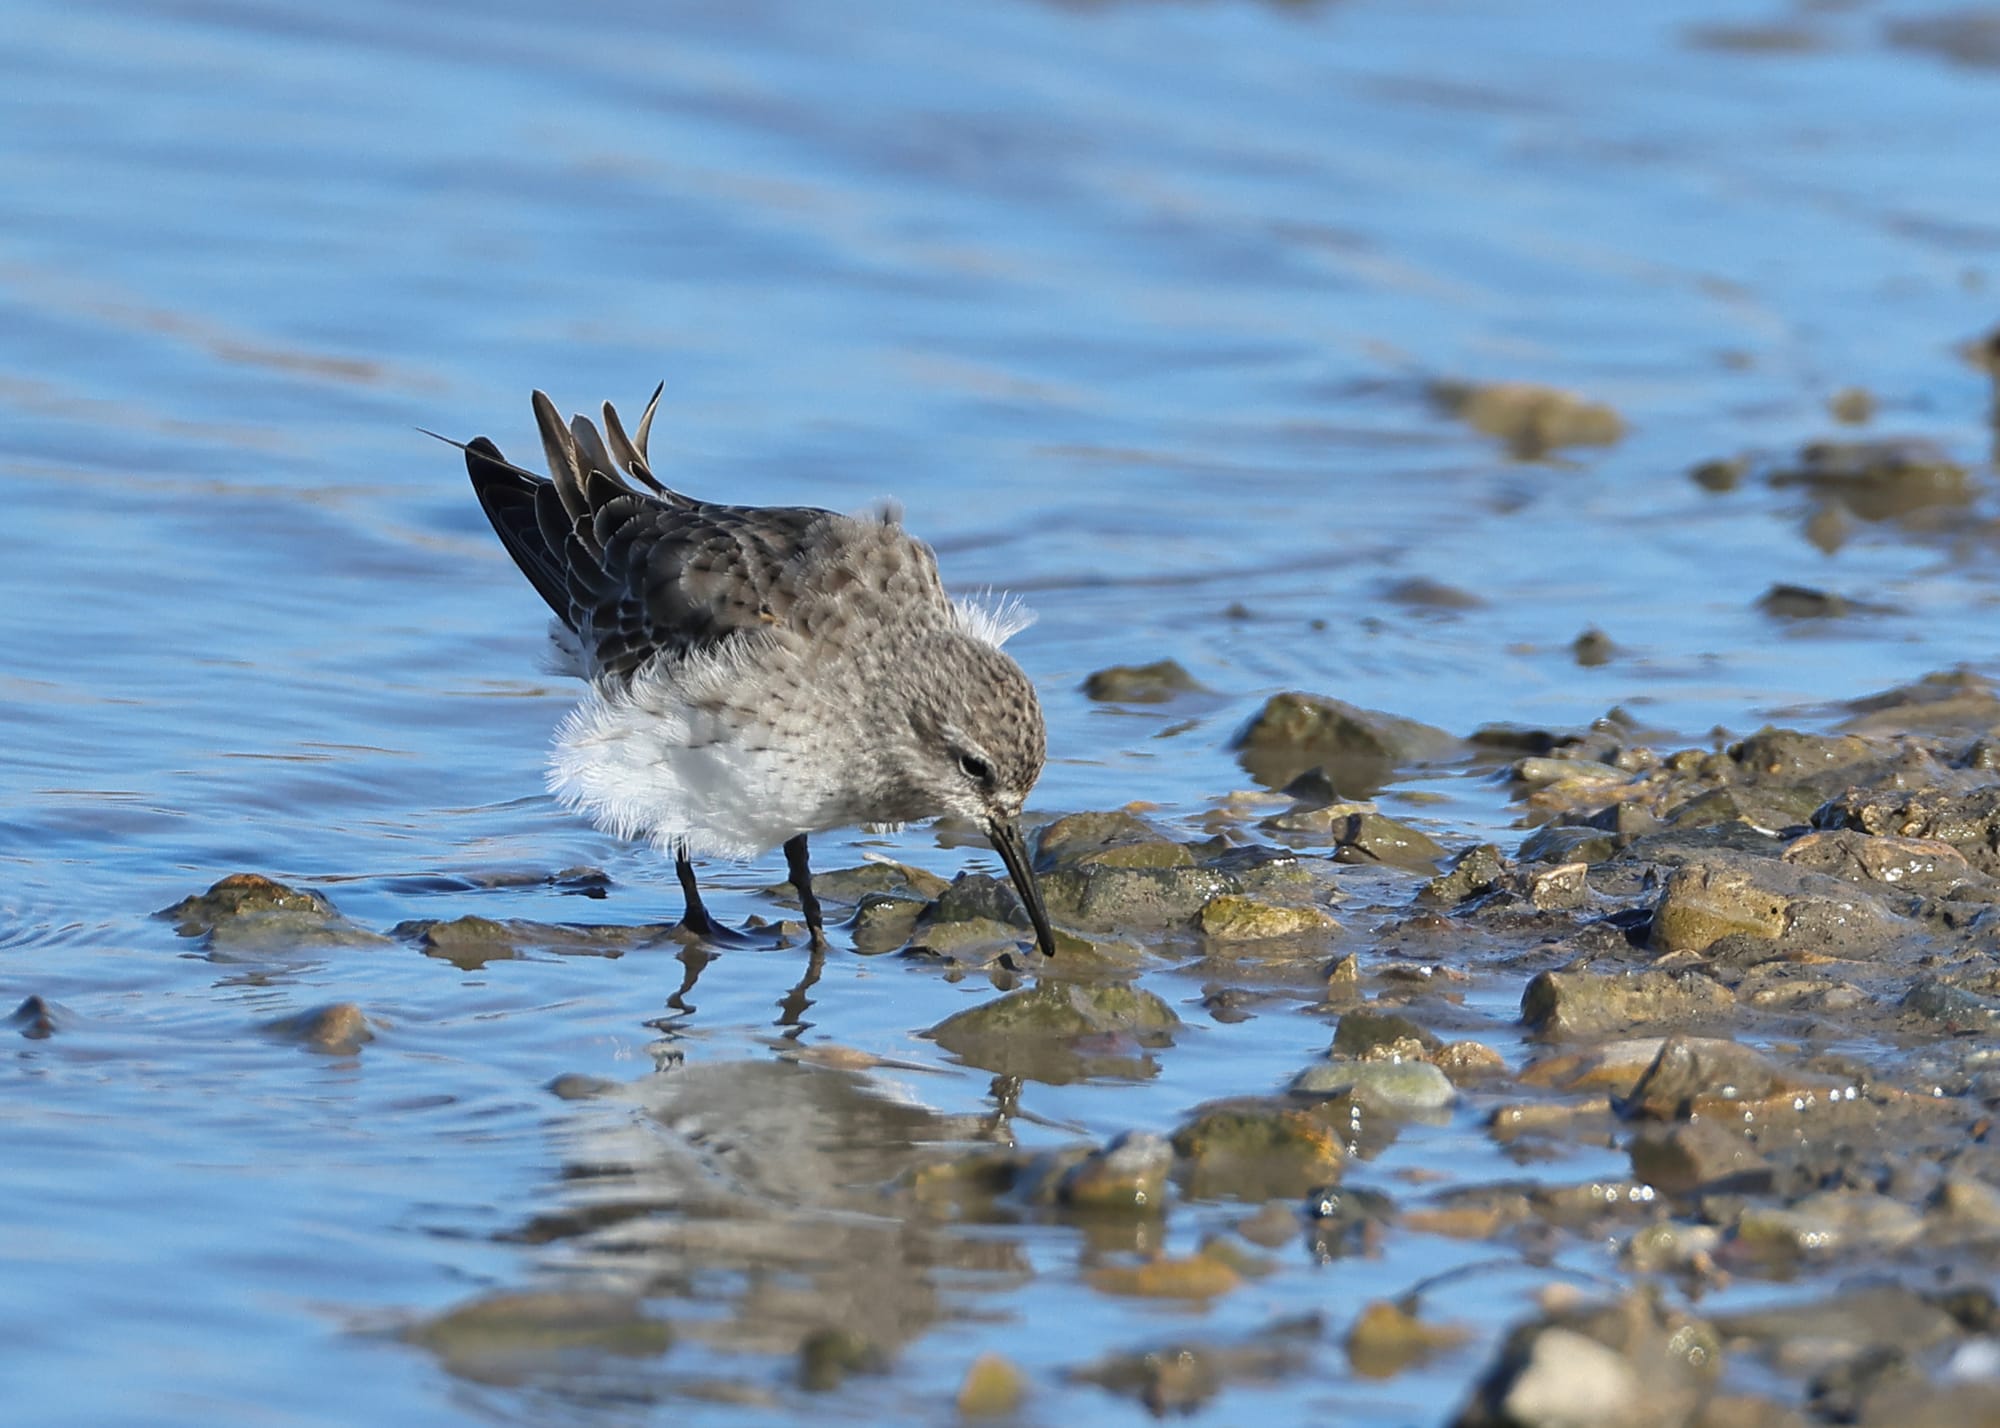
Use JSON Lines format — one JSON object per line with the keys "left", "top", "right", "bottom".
{"left": 263, "top": 1002, "right": 373, "bottom": 1055}
{"left": 956, "top": 1352, "right": 1026, "bottom": 1417}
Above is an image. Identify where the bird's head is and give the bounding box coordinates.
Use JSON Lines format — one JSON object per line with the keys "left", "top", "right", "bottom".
{"left": 892, "top": 631, "right": 1056, "bottom": 956}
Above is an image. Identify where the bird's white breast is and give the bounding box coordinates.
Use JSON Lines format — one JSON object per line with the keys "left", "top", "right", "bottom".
{"left": 545, "top": 637, "right": 841, "bottom": 859}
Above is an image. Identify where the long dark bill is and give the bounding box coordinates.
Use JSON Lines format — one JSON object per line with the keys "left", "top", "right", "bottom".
{"left": 987, "top": 817, "right": 1058, "bottom": 958}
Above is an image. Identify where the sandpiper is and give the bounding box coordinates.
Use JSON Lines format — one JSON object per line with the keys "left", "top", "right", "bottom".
{"left": 454, "top": 386, "right": 1058, "bottom": 958}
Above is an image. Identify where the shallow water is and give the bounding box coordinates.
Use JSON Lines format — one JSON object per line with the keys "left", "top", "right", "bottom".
{"left": 5, "top": 0, "right": 2000, "bottom": 1423}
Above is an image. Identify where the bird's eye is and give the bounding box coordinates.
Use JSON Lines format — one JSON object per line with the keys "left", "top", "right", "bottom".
{"left": 957, "top": 752, "right": 993, "bottom": 784}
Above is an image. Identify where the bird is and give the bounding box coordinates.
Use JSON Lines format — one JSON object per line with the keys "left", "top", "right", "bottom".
{"left": 450, "top": 385, "right": 1058, "bottom": 959}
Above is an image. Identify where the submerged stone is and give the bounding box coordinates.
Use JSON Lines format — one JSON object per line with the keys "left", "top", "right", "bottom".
{"left": 1346, "top": 1300, "right": 1472, "bottom": 1379}
{"left": 6, "top": 995, "right": 64, "bottom": 1039}
{"left": 1332, "top": 1007, "right": 1443, "bottom": 1059}
{"left": 262, "top": 1001, "right": 373, "bottom": 1055}
{"left": 851, "top": 892, "right": 928, "bottom": 953}
{"left": 1629, "top": 1119, "right": 1771, "bottom": 1196}
{"left": 1767, "top": 437, "right": 1971, "bottom": 522}
{"left": 1649, "top": 855, "right": 1903, "bottom": 959}
{"left": 956, "top": 1352, "right": 1027, "bottom": 1417}
{"left": 1429, "top": 378, "right": 1626, "bottom": 456}
{"left": 1616, "top": 1034, "right": 1784, "bottom": 1120}
{"left": 1197, "top": 894, "right": 1337, "bottom": 942}
{"left": 1034, "top": 810, "right": 1175, "bottom": 868}
{"left": 1292, "top": 1059, "right": 1455, "bottom": 1115}
{"left": 798, "top": 1327, "right": 888, "bottom": 1391}
{"left": 1087, "top": 1254, "right": 1241, "bottom": 1300}
{"left": 1082, "top": 659, "right": 1204, "bottom": 703}
{"left": 160, "top": 873, "right": 385, "bottom": 951}
{"left": 1173, "top": 1101, "right": 1346, "bottom": 1201}
{"left": 1453, "top": 1293, "right": 1719, "bottom": 1428}
{"left": 764, "top": 861, "right": 947, "bottom": 905}
{"left": 1057, "top": 1131, "right": 1173, "bottom": 1214}
{"left": 1422, "top": 843, "right": 1508, "bottom": 904}
{"left": 405, "top": 1290, "right": 672, "bottom": 1386}
{"left": 1232, "top": 692, "right": 1458, "bottom": 794}
{"left": 928, "top": 982, "right": 1179, "bottom": 1083}
{"left": 1038, "top": 864, "right": 1236, "bottom": 931}
{"left": 1521, "top": 969, "right": 1735, "bottom": 1037}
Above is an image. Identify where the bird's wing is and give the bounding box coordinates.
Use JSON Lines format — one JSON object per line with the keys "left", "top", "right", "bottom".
{"left": 464, "top": 389, "right": 846, "bottom": 681}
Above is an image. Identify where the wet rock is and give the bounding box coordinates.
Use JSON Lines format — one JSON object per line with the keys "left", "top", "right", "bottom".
{"left": 7, "top": 994, "right": 64, "bottom": 1038}
{"left": 1522, "top": 969, "right": 1735, "bottom": 1037}
{"left": 1664, "top": 786, "right": 1817, "bottom": 834}
{"left": 1623, "top": 1220, "right": 1724, "bottom": 1274}
{"left": 1573, "top": 627, "right": 1616, "bottom": 667}
{"left": 1232, "top": 692, "right": 1458, "bottom": 794}
{"left": 1691, "top": 457, "right": 1748, "bottom": 492}
{"left": 928, "top": 872, "right": 1040, "bottom": 927}
{"left": 1323, "top": 951, "right": 1362, "bottom": 998}
{"left": 1305, "top": 1184, "right": 1395, "bottom": 1256}
{"left": 395, "top": 915, "right": 668, "bottom": 968}
{"left": 798, "top": 1326, "right": 888, "bottom": 1391}
{"left": 1346, "top": 1300, "right": 1471, "bottom": 1379}
{"left": 1336, "top": 811, "right": 1447, "bottom": 870}
{"left": 1057, "top": 1131, "right": 1173, "bottom": 1214}
{"left": 1088, "top": 1254, "right": 1241, "bottom": 1300}
{"left": 1839, "top": 668, "right": 2000, "bottom": 736}
{"left": 1617, "top": 1035, "right": 1784, "bottom": 1120}
{"left": 1293, "top": 1059, "right": 1455, "bottom": 1115}
{"left": 1731, "top": 726, "right": 1884, "bottom": 781}
{"left": 1331, "top": 1007, "right": 1443, "bottom": 1060}
{"left": 1278, "top": 766, "right": 1344, "bottom": 804}
{"left": 1518, "top": 823, "right": 1618, "bottom": 865}
{"left": 1780, "top": 829, "right": 1982, "bottom": 896}
{"left": 1202, "top": 843, "right": 1319, "bottom": 897}
{"left": 160, "top": 873, "right": 384, "bottom": 950}
{"left": 1528, "top": 862, "right": 1591, "bottom": 910}
{"left": 1454, "top": 1294, "right": 1719, "bottom": 1428}
{"left": 851, "top": 892, "right": 928, "bottom": 953}
{"left": 1767, "top": 437, "right": 1971, "bottom": 522}
{"left": 1034, "top": 810, "right": 1182, "bottom": 869}
{"left": 1082, "top": 659, "right": 1204, "bottom": 703}
{"left": 1515, "top": 756, "right": 1630, "bottom": 790}
{"left": 765, "top": 860, "right": 946, "bottom": 905}
{"left": 1037, "top": 864, "right": 1236, "bottom": 932}
{"left": 1630, "top": 1119, "right": 1771, "bottom": 1196}
{"left": 906, "top": 916, "right": 1036, "bottom": 961}
{"left": 1174, "top": 1101, "right": 1346, "bottom": 1201}
{"left": 1265, "top": 801, "right": 1447, "bottom": 870}
{"left": 546, "top": 1073, "right": 620, "bottom": 1100}
{"left": 1069, "top": 1321, "right": 1313, "bottom": 1415}
{"left": 1430, "top": 378, "right": 1626, "bottom": 456}
{"left": 1384, "top": 575, "right": 1486, "bottom": 611}
{"left": 956, "top": 1352, "right": 1026, "bottom": 1417}
{"left": 1757, "top": 584, "right": 1851, "bottom": 619}
{"left": 1422, "top": 843, "right": 1508, "bottom": 905}
{"left": 1930, "top": 1173, "right": 2000, "bottom": 1235}
{"left": 404, "top": 1290, "right": 672, "bottom": 1386}
{"left": 1710, "top": 1284, "right": 1962, "bottom": 1366}
{"left": 263, "top": 1002, "right": 373, "bottom": 1055}
{"left": 1650, "top": 855, "right": 1903, "bottom": 958}
{"left": 1730, "top": 1189, "right": 1925, "bottom": 1263}
{"left": 1815, "top": 783, "right": 2000, "bottom": 875}
{"left": 1435, "top": 1039, "right": 1509, "bottom": 1083}
{"left": 1197, "top": 894, "right": 1337, "bottom": 942}
{"left": 928, "top": 983, "right": 1179, "bottom": 1084}
{"left": 1523, "top": 1037, "right": 1680, "bottom": 1096}
{"left": 1853, "top": 1381, "right": 2000, "bottom": 1428}
{"left": 1828, "top": 387, "right": 1876, "bottom": 425}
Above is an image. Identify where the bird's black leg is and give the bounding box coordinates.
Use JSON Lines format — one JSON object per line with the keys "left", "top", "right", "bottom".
{"left": 784, "top": 834, "right": 829, "bottom": 951}
{"left": 674, "top": 846, "right": 724, "bottom": 939}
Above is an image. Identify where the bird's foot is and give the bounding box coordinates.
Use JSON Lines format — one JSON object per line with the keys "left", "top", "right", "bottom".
{"left": 670, "top": 912, "right": 758, "bottom": 949}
